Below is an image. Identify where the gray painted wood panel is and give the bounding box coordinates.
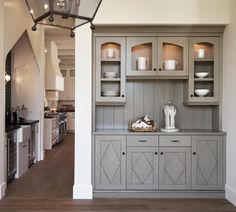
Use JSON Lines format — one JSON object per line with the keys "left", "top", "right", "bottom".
{"left": 95, "top": 135, "right": 126, "bottom": 189}
{"left": 127, "top": 146, "right": 158, "bottom": 190}
{"left": 192, "top": 136, "right": 223, "bottom": 190}
{"left": 95, "top": 80, "right": 213, "bottom": 130}
{"left": 159, "top": 147, "right": 191, "bottom": 190}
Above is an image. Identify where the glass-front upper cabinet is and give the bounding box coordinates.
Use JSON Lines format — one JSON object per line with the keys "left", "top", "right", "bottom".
{"left": 95, "top": 37, "right": 126, "bottom": 104}
{"left": 185, "top": 37, "right": 219, "bottom": 105}
{"left": 157, "top": 37, "right": 188, "bottom": 77}
{"left": 126, "top": 37, "right": 158, "bottom": 76}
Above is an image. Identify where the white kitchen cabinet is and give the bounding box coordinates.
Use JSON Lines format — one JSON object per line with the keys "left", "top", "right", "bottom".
{"left": 44, "top": 117, "right": 59, "bottom": 150}
{"left": 67, "top": 112, "right": 75, "bottom": 132}
{"left": 16, "top": 126, "right": 31, "bottom": 178}
{"left": 59, "top": 69, "right": 75, "bottom": 100}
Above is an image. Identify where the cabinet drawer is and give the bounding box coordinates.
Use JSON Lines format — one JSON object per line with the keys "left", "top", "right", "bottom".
{"left": 127, "top": 136, "right": 158, "bottom": 146}
{"left": 159, "top": 136, "right": 191, "bottom": 147}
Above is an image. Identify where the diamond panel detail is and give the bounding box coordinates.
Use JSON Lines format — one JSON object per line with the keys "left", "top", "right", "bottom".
{"left": 132, "top": 153, "right": 153, "bottom": 184}
{"left": 197, "top": 141, "right": 217, "bottom": 184}
{"left": 165, "top": 154, "right": 185, "bottom": 184}
{"left": 101, "top": 143, "right": 120, "bottom": 183}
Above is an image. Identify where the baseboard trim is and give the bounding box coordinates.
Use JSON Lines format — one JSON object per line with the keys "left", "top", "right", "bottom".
{"left": 225, "top": 184, "right": 236, "bottom": 206}
{"left": 94, "top": 190, "right": 225, "bottom": 198}
{"left": 73, "top": 184, "right": 93, "bottom": 199}
{"left": 0, "top": 182, "right": 6, "bottom": 199}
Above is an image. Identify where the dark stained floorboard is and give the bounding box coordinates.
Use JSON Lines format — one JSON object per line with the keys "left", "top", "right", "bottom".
{"left": 1, "top": 133, "right": 236, "bottom": 211}
{"left": 4, "top": 133, "right": 74, "bottom": 199}
{"left": 0, "top": 198, "right": 236, "bottom": 212}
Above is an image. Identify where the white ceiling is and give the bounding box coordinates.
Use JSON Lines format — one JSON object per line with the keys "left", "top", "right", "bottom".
{"left": 45, "top": 28, "right": 75, "bottom": 67}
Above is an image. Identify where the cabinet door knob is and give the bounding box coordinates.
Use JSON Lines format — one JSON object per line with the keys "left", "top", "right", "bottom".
{"left": 159, "top": 68, "right": 162, "bottom": 71}
{"left": 122, "top": 152, "right": 125, "bottom": 155}
{"left": 190, "top": 94, "right": 194, "bottom": 97}
{"left": 193, "top": 152, "right": 196, "bottom": 155}
{"left": 160, "top": 152, "right": 164, "bottom": 155}
{"left": 122, "top": 94, "right": 124, "bottom": 97}
{"left": 153, "top": 68, "right": 157, "bottom": 71}
{"left": 155, "top": 152, "right": 158, "bottom": 155}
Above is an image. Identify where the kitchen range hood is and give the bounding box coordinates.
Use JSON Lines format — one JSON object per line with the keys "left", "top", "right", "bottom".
{"left": 45, "top": 41, "right": 64, "bottom": 91}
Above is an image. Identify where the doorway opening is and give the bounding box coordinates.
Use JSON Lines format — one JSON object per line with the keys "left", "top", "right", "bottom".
{"left": 4, "top": 28, "right": 75, "bottom": 199}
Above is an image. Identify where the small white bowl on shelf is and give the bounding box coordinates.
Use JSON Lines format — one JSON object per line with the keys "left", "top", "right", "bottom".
{"left": 195, "top": 72, "right": 209, "bottom": 78}
{"left": 102, "top": 90, "right": 119, "bottom": 97}
{"left": 103, "top": 72, "right": 117, "bottom": 78}
{"left": 194, "top": 89, "right": 210, "bottom": 97}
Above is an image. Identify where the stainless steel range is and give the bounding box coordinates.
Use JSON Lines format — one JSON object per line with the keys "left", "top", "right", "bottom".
{"left": 58, "top": 112, "right": 67, "bottom": 142}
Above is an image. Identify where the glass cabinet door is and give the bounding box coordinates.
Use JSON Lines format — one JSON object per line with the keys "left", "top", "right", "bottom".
{"left": 95, "top": 37, "right": 126, "bottom": 104}
{"left": 126, "top": 37, "right": 158, "bottom": 76}
{"left": 157, "top": 37, "right": 188, "bottom": 77}
{"left": 187, "top": 37, "right": 219, "bottom": 104}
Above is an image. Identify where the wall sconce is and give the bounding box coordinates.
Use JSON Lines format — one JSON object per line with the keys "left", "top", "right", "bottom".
{"left": 5, "top": 73, "right": 11, "bottom": 83}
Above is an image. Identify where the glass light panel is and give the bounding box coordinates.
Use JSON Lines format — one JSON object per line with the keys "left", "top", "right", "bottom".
{"left": 39, "top": 14, "right": 76, "bottom": 29}
{"left": 26, "top": 0, "right": 50, "bottom": 20}
{"left": 78, "top": 0, "right": 102, "bottom": 19}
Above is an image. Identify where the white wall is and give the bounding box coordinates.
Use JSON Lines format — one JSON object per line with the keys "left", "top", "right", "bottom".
{"left": 74, "top": 0, "right": 230, "bottom": 199}
{"left": 0, "top": 0, "right": 6, "bottom": 199}
{"left": 11, "top": 32, "right": 41, "bottom": 120}
{"left": 223, "top": 0, "right": 236, "bottom": 206}
{"left": 94, "top": 0, "right": 229, "bottom": 25}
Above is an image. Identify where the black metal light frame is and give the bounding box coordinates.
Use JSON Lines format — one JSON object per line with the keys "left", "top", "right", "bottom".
{"left": 25, "top": 0, "right": 102, "bottom": 37}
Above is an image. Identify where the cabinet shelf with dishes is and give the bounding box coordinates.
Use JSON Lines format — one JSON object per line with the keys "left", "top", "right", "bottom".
{"left": 95, "top": 37, "right": 126, "bottom": 105}
{"left": 184, "top": 37, "right": 219, "bottom": 105}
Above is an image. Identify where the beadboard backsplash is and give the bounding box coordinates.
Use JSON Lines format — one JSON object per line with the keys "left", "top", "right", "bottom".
{"left": 95, "top": 80, "right": 215, "bottom": 130}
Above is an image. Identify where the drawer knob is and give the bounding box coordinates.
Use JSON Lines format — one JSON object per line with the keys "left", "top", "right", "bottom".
{"left": 159, "top": 68, "right": 162, "bottom": 71}
{"left": 155, "top": 152, "right": 158, "bottom": 155}
{"left": 171, "top": 140, "right": 179, "bottom": 142}
{"left": 160, "top": 152, "right": 164, "bottom": 155}
{"left": 193, "top": 152, "right": 196, "bottom": 155}
{"left": 122, "top": 152, "right": 125, "bottom": 155}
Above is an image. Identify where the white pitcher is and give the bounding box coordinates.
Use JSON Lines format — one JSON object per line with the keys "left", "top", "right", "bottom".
{"left": 137, "top": 57, "right": 149, "bottom": 70}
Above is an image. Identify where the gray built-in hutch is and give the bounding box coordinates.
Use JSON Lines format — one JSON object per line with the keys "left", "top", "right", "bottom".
{"left": 92, "top": 26, "right": 226, "bottom": 197}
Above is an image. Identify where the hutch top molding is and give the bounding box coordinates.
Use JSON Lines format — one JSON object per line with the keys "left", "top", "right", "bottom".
{"left": 93, "top": 26, "right": 225, "bottom": 37}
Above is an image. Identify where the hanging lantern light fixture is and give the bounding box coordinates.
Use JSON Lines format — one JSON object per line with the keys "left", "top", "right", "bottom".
{"left": 25, "top": 0, "right": 102, "bottom": 37}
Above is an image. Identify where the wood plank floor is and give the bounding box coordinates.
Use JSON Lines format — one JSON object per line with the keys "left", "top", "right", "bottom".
{"left": 0, "top": 198, "right": 236, "bottom": 212}
{"left": 5, "top": 133, "right": 74, "bottom": 199}
{"left": 1, "top": 133, "right": 236, "bottom": 211}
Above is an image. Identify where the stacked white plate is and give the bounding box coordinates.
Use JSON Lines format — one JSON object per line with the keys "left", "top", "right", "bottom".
{"left": 103, "top": 72, "right": 117, "bottom": 78}
{"left": 102, "top": 90, "right": 119, "bottom": 97}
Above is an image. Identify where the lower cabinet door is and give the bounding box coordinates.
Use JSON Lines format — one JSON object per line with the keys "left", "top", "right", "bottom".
{"left": 18, "top": 141, "right": 29, "bottom": 178}
{"left": 95, "top": 136, "right": 126, "bottom": 190}
{"left": 159, "top": 147, "right": 191, "bottom": 190}
{"left": 127, "top": 147, "right": 158, "bottom": 190}
{"left": 192, "top": 136, "right": 223, "bottom": 190}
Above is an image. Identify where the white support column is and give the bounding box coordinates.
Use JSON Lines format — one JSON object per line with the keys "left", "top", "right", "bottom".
{"left": 73, "top": 24, "right": 93, "bottom": 199}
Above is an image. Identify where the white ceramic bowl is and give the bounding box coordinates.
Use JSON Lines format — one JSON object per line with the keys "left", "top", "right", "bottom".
{"left": 195, "top": 72, "right": 209, "bottom": 78}
{"left": 102, "top": 90, "right": 119, "bottom": 96}
{"left": 103, "top": 72, "right": 117, "bottom": 78}
{"left": 194, "top": 89, "right": 210, "bottom": 97}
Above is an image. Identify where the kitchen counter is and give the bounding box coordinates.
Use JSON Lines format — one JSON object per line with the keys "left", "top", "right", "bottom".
{"left": 12, "top": 120, "right": 39, "bottom": 125}
{"left": 6, "top": 120, "right": 39, "bottom": 132}
{"left": 5, "top": 124, "right": 21, "bottom": 132}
